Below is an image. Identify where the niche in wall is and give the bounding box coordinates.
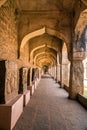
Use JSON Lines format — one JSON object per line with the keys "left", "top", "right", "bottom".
{"left": 0, "top": 60, "right": 6, "bottom": 104}
{"left": 18, "top": 67, "right": 28, "bottom": 94}
{"left": 32, "top": 68, "right": 35, "bottom": 82}
{"left": 18, "top": 68, "right": 23, "bottom": 94}
{"left": 27, "top": 69, "right": 30, "bottom": 86}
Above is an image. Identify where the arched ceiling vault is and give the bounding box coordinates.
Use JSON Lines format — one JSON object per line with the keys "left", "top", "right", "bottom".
{"left": 36, "top": 57, "right": 54, "bottom": 64}
{"left": 29, "top": 33, "right": 59, "bottom": 64}
{"left": 41, "top": 62, "right": 50, "bottom": 67}
{"left": 0, "top": 0, "right": 7, "bottom": 7}
{"left": 33, "top": 47, "right": 57, "bottom": 59}
{"left": 20, "top": 27, "right": 67, "bottom": 51}
{"left": 30, "top": 41, "right": 58, "bottom": 56}
{"left": 34, "top": 52, "right": 56, "bottom": 64}
{"left": 36, "top": 58, "right": 54, "bottom": 67}
{"left": 35, "top": 54, "right": 56, "bottom": 64}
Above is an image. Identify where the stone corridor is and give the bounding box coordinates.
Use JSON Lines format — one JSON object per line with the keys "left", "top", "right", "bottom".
{"left": 14, "top": 75, "right": 87, "bottom": 130}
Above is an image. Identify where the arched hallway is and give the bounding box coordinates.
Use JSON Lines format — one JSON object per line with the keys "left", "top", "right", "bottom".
{"left": 14, "top": 75, "right": 87, "bottom": 130}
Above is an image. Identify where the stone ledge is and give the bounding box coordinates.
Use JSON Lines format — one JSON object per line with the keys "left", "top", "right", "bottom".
{"left": 0, "top": 94, "right": 23, "bottom": 130}
{"left": 23, "top": 90, "right": 30, "bottom": 106}
{"left": 27, "top": 84, "right": 35, "bottom": 96}
{"left": 34, "top": 79, "right": 39, "bottom": 90}
{"left": 77, "top": 94, "right": 87, "bottom": 109}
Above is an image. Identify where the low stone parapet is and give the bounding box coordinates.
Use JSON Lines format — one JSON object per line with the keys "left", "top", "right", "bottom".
{"left": 27, "top": 84, "right": 35, "bottom": 96}
{"left": 23, "top": 90, "right": 30, "bottom": 106}
{"left": 77, "top": 94, "right": 87, "bottom": 108}
{"left": 0, "top": 94, "right": 23, "bottom": 130}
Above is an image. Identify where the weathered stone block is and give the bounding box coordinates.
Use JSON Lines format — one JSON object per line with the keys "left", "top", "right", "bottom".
{"left": 27, "top": 84, "right": 35, "bottom": 96}
{"left": 0, "top": 94, "right": 23, "bottom": 130}
{"left": 0, "top": 60, "right": 18, "bottom": 104}
{"left": 23, "top": 90, "right": 30, "bottom": 106}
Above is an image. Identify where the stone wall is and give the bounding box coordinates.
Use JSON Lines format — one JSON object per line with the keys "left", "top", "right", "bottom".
{"left": 0, "top": 60, "right": 19, "bottom": 104}
{"left": 0, "top": 0, "right": 18, "bottom": 60}
{"left": 20, "top": 43, "right": 29, "bottom": 64}
{"left": 5, "top": 61, "right": 18, "bottom": 103}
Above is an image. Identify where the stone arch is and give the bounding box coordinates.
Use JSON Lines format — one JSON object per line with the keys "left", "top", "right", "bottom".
{"left": 0, "top": 0, "right": 7, "bottom": 7}
{"left": 20, "top": 26, "right": 68, "bottom": 51}
{"left": 62, "top": 42, "right": 69, "bottom": 63}
{"left": 36, "top": 58, "right": 54, "bottom": 67}
{"left": 34, "top": 52, "right": 56, "bottom": 64}
{"left": 81, "top": 0, "right": 87, "bottom": 6}
{"left": 35, "top": 55, "right": 55, "bottom": 64}
{"left": 75, "top": 9, "right": 87, "bottom": 52}
{"left": 75, "top": 9, "right": 87, "bottom": 39}
{"left": 30, "top": 44, "right": 57, "bottom": 63}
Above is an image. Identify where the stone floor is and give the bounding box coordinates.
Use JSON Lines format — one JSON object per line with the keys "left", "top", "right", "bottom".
{"left": 14, "top": 75, "right": 87, "bottom": 130}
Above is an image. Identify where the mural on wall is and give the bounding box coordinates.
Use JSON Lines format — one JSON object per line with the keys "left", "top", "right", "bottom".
{"left": 74, "top": 26, "right": 87, "bottom": 52}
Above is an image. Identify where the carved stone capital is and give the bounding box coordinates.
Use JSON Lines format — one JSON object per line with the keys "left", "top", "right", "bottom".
{"left": 73, "top": 51, "right": 87, "bottom": 61}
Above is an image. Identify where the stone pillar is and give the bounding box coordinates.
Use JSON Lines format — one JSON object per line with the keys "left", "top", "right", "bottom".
{"left": 54, "top": 65, "right": 56, "bottom": 80}
{"left": 62, "top": 63, "right": 69, "bottom": 86}
{"left": 56, "top": 64, "right": 60, "bottom": 82}
{"left": 52, "top": 66, "right": 54, "bottom": 78}
{"left": 48, "top": 67, "right": 51, "bottom": 75}
{"left": 55, "top": 65, "right": 57, "bottom": 81}
{"left": 50, "top": 66, "right": 52, "bottom": 76}
{"left": 60, "top": 63, "right": 63, "bottom": 87}
{"left": 69, "top": 52, "right": 86, "bottom": 99}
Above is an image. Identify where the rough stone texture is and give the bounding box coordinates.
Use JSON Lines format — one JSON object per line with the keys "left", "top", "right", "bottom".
{"left": 77, "top": 94, "right": 87, "bottom": 109}
{"left": 18, "top": 12, "right": 71, "bottom": 46}
{"left": 56, "top": 64, "right": 60, "bottom": 82}
{"left": 69, "top": 60, "right": 84, "bottom": 99}
{"left": 19, "top": 67, "right": 28, "bottom": 94}
{"left": 62, "top": 43, "right": 70, "bottom": 86}
{"left": 13, "top": 75, "right": 87, "bottom": 130}
{"left": 0, "top": 0, "right": 87, "bottom": 106}
{"left": 0, "top": 0, "right": 18, "bottom": 60}
{"left": 62, "top": 64, "right": 69, "bottom": 86}
{"left": 5, "top": 61, "right": 18, "bottom": 103}
{"left": 0, "top": 94, "right": 23, "bottom": 130}
{"left": 20, "top": 43, "right": 29, "bottom": 64}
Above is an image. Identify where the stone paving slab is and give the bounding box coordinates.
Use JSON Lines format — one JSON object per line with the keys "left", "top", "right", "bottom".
{"left": 14, "top": 75, "right": 87, "bottom": 130}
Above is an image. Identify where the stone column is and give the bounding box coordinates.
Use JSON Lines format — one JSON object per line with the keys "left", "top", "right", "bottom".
{"left": 69, "top": 52, "right": 86, "bottom": 99}
{"left": 50, "top": 66, "right": 52, "bottom": 76}
{"left": 62, "top": 63, "right": 69, "bottom": 86}
{"left": 60, "top": 62, "right": 63, "bottom": 87}
{"left": 52, "top": 66, "right": 54, "bottom": 78}
{"left": 56, "top": 64, "right": 60, "bottom": 83}
{"left": 54, "top": 65, "right": 56, "bottom": 80}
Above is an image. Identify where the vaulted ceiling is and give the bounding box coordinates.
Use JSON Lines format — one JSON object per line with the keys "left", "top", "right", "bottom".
{"left": 14, "top": 0, "right": 87, "bottom": 68}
